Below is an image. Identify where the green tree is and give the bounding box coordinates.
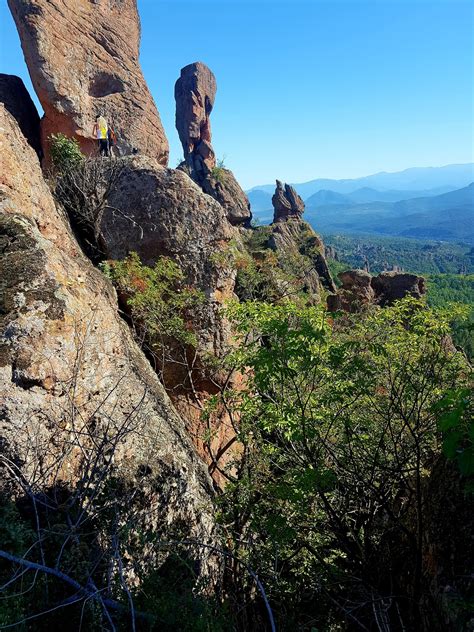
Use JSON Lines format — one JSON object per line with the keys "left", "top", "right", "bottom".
{"left": 214, "top": 297, "right": 472, "bottom": 631}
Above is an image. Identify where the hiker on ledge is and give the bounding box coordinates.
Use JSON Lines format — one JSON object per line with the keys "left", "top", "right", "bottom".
{"left": 93, "top": 114, "right": 109, "bottom": 156}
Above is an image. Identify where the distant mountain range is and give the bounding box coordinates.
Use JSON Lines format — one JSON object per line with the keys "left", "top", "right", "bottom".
{"left": 247, "top": 163, "right": 474, "bottom": 200}
{"left": 247, "top": 164, "right": 474, "bottom": 243}
{"left": 305, "top": 183, "right": 474, "bottom": 243}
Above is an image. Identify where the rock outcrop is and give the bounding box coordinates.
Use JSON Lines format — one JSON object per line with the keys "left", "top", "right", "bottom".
{"left": 372, "top": 271, "right": 426, "bottom": 306}
{"left": 0, "top": 105, "right": 216, "bottom": 572}
{"left": 175, "top": 62, "right": 217, "bottom": 177}
{"left": 175, "top": 62, "right": 251, "bottom": 226}
{"left": 262, "top": 180, "right": 336, "bottom": 297}
{"left": 327, "top": 269, "right": 426, "bottom": 312}
{"left": 0, "top": 73, "right": 42, "bottom": 159}
{"left": 8, "top": 0, "right": 168, "bottom": 164}
{"left": 97, "top": 156, "right": 242, "bottom": 484}
{"left": 101, "top": 156, "right": 237, "bottom": 356}
{"left": 272, "top": 180, "right": 305, "bottom": 222}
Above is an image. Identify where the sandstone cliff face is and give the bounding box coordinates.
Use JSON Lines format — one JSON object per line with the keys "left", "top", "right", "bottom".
{"left": 0, "top": 106, "right": 216, "bottom": 570}
{"left": 0, "top": 74, "right": 42, "bottom": 159}
{"left": 175, "top": 62, "right": 251, "bottom": 226}
{"left": 8, "top": 0, "right": 168, "bottom": 164}
{"left": 327, "top": 269, "right": 426, "bottom": 312}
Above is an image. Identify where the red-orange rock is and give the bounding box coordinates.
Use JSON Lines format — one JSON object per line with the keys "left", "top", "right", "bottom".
{"left": 175, "top": 62, "right": 252, "bottom": 226}
{"left": 272, "top": 180, "right": 305, "bottom": 222}
{"left": 175, "top": 62, "right": 217, "bottom": 176}
{"left": 8, "top": 0, "right": 169, "bottom": 164}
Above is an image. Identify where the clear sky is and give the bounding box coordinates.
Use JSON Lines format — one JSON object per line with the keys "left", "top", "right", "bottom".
{"left": 1, "top": 0, "right": 472, "bottom": 188}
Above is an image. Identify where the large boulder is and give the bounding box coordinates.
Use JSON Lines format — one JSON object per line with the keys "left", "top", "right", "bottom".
{"left": 0, "top": 73, "right": 42, "bottom": 159}
{"left": 99, "top": 156, "right": 242, "bottom": 484}
{"left": 175, "top": 62, "right": 251, "bottom": 226}
{"left": 101, "top": 156, "right": 237, "bottom": 355}
{"left": 0, "top": 105, "right": 216, "bottom": 573}
{"left": 371, "top": 271, "right": 426, "bottom": 306}
{"left": 8, "top": 0, "right": 168, "bottom": 164}
{"left": 327, "top": 269, "right": 426, "bottom": 312}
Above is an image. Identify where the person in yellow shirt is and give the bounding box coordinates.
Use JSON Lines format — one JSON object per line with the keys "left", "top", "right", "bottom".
{"left": 92, "top": 115, "right": 109, "bottom": 156}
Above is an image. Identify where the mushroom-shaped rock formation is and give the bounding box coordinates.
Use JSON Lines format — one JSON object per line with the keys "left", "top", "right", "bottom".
{"left": 8, "top": 0, "right": 169, "bottom": 164}
{"left": 175, "top": 62, "right": 251, "bottom": 226}
{"left": 272, "top": 180, "right": 305, "bottom": 222}
{"left": 327, "top": 269, "right": 426, "bottom": 312}
{"left": 0, "top": 74, "right": 42, "bottom": 159}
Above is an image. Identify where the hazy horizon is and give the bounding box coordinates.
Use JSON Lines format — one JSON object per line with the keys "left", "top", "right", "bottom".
{"left": 1, "top": 0, "right": 472, "bottom": 188}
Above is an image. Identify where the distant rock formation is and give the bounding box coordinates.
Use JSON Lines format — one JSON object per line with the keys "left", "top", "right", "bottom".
{"left": 8, "top": 0, "right": 169, "bottom": 164}
{"left": 372, "top": 271, "right": 426, "bottom": 306}
{"left": 327, "top": 269, "right": 426, "bottom": 312}
{"left": 261, "top": 180, "right": 336, "bottom": 295}
{"left": 1, "top": 105, "right": 217, "bottom": 568}
{"left": 272, "top": 180, "right": 305, "bottom": 222}
{"left": 0, "top": 74, "right": 42, "bottom": 159}
{"left": 175, "top": 62, "right": 251, "bottom": 226}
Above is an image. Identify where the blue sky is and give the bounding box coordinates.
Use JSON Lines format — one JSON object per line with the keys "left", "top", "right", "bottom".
{"left": 1, "top": 0, "right": 472, "bottom": 188}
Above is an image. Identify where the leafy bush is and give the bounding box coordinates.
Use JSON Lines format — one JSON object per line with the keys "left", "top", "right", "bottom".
{"left": 103, "top": 253, "right": 205, "bottom": 384}
{"left": 211, "top": 156, "right": 227, "bottom": 183}
{"left": 49, "top": 133, "right": 84, "bottom": 173}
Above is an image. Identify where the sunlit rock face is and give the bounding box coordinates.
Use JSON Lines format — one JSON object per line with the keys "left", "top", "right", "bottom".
{"left": 8, "top": 0, "right": 169, "bottom": 164}
{"left": 0, "top": 105, "right": 218, "bottom": 574}
{"left": 272, "top": 180, "right": 305, "bottom": 222}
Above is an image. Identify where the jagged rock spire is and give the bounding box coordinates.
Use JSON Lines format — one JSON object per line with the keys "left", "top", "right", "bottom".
{"left": 174, "top": 61, "right": 251, "bottom": 226}
{"left": 272, "top": 180, "right": 305, "bottom": 222}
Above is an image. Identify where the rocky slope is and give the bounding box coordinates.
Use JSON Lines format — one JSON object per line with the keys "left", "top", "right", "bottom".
{"left": 0, "top": 104, "right": 217, "bottom": 572}
{"left": 8, "top": 0, "right": 168, "bottom": 164}
{"left": 98, "top": 155, "right": 243, "bottom": 483}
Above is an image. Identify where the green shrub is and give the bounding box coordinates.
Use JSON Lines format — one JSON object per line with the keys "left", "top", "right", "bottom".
{"left": 49, "top": 133, "right": 84, "bottom": 173}
{"left": 102, "top": 253, "right": 205, "bottom": 374}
